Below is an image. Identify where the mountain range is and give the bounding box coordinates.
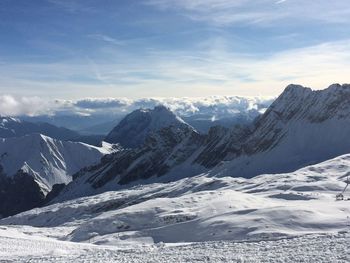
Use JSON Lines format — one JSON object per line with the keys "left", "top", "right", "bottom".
{"left": 1, "top": 83, "right": 350, "bottom": 221}
{"left": 52, "top": 83, "right": 350, "bottom": 202}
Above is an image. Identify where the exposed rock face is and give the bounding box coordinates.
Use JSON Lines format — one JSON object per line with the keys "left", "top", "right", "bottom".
{"left": 194, "top": 84, "right": 350, "bottom": 167}
{"left": 242, "top": 84, "right": 350, "bottom": 154}
{"left": 104, "top": 105, "right": 194, "bottom": 148}
{"left": 193, "top": 124, "right": 251, "bottom": 168}
{"left": 0, "top": 167, "right": 45, "bottom": 218}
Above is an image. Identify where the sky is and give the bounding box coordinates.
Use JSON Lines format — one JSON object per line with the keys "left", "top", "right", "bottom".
{"left": 1, "top": 0, "right": 350, "bottom": 101}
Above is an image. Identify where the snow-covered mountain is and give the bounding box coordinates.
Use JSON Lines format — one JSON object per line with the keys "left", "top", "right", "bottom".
{"left": 52, "top": 83, "right": 350, "bottom": 201}
{"left": 105, "top": 105, "right": 195, "bottom": 148}
{"left": 57, "top": 124, "right": 204, "bottom": 201}
{"left": 207, "top": 83, "right": 350, "bottom": 178}
{"left": 0, "top": 134, "right": 116, "bottom": 217}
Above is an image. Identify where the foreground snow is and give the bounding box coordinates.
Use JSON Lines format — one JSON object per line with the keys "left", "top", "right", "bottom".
{"left": 1, "top": 153, "right": 350, "bottom": 260}
{"left": 0, "top": 227, "right": 348, "bottom": 262}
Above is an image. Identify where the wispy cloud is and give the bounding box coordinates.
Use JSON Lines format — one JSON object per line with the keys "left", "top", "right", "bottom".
{"left": 87, "top": 34, "right": 124, "bottom": 46}
{"left": 275, "top": 0, "right": 287, "bottom": 4}
{"left": 47, "top": 0, "right": 94, "bottom": 13}
{"left": 146, "top": 0, "right": 350, "bottom": 26}
{"left": 1, "top": 37, "right": 350, "bottom": 98}
{"left": 0, "top": 95, "right": 56, "bottom": 116}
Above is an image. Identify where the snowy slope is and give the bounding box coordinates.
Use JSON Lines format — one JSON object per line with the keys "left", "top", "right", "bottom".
{"left": 2, "top": 153, "right": 350, "bottom": 246}
{"left": 0, "top": 134, "right": 113, "bottom": 193}
{"left": 0, "top": 134, "right": 117, "bottom": 217}
{"left": 105, "top": 105, "right": 195, "bottom": 148}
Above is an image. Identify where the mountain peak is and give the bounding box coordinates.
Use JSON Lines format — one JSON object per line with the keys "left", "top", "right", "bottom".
{"left": 285, "top": 83, "right": 308, "bottom": 91}
{"left": 267, "top": 83, "right": 350, "bottom": 122}
{"left": 282, "top": 83, "right": 350, "bottom": 96}
{"left": 154, "top": 104, "right": 170, "bottom": 111}
{"left": 326, "top": 83, "right": 350, "bottom": 93}
{"left": 282, "top": 84, "right": 312, "bottom": 97}
{"left": 105, "top": 105, "right": 193, "bottom": 148}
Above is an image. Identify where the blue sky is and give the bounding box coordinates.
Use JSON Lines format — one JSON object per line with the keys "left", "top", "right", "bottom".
{"left": 1, "top": 0, "right": 350, "bottom": 99}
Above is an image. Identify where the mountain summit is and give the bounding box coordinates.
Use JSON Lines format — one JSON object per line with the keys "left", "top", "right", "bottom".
{"left": 105, "top": 105, "right": 194, "bottom": 148}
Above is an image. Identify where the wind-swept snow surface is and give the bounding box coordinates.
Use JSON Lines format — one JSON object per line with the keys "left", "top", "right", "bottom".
{"left": 0, "top": 227, "right": 348, "bottom": 262}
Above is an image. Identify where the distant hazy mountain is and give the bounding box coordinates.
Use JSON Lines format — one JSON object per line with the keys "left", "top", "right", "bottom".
{"left": 105, "top": 105, "right": 195, "bottom": 148}
{"left": 0, "top": 117, "right": 105, "bottom": 146}
{"left": 0, "top": 117, "right": 80, "bottom": 140}
{"left": 20, "top": 96, "right": 273, "bottom": 135}
{"left": 21, "top": 114, "right": 124, "bottom": 136}
{"left": 0, "top": 134, "right": 115, "bottom": 217}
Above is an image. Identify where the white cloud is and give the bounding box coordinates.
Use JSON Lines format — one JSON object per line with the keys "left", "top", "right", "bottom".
{"left": 0, "top": 95, "right": 56, "bottom": 116}
{"left": 71, "top": 96, "right": 273, "bottom": 117}
{"left": 87, "top": 34, "right": 124, "bottom": 46}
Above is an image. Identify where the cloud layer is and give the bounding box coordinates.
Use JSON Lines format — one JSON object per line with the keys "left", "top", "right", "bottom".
{"left": 0, "top": 95, "right": 273, "bottom": 119}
